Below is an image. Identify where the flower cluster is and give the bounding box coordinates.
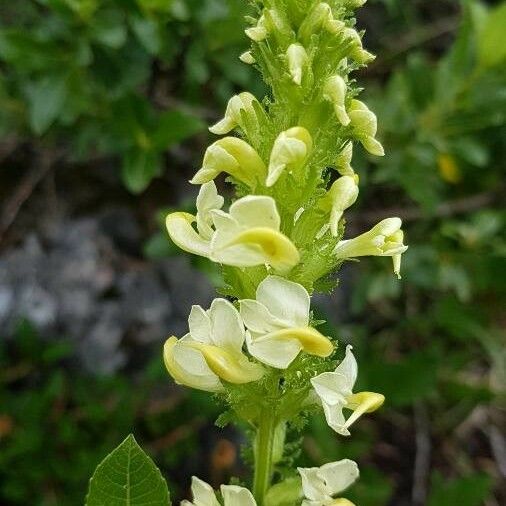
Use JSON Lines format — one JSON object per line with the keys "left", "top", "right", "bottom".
{"left": 163, "top": 1, "right": 407, "bottom": 504}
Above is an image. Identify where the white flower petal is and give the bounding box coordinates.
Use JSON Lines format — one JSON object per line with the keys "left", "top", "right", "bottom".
{"left": 297, "top": 466, "right": 331, "bottom": 502}
{"left": 310, "top": 371, "right": 351, "bottom": 405}
{"left": 209, "top": 299, "right": 245, "bottom": 352}
{"left": 196, "top": 181, "right": 224, "bottom": 240}
{"left": 190, "top": 476, "right": 221, "bottom": 506}
{"left": 256, "top": 276, "right": 310, "bottom": 327}
{"left": 229, "top": 195, "right": 280, "bottom": 230}
{"left": 322, "top": 400, "right": 349, "bottom": 436}
{"left": 240, "top": 299, "right": 283, "bottom": 333}
{"left": 334, "top": 345, "right": 358, "bottom": 391}
{"left": 317, "top": 459, "right": 359, "bottom": 496}
{"left": 246, "top": 331, "right": 302, "bottom": 369}
{"left": 188, "top": 305, "right": 212, "bottom": 344}
{"left": 221, "top": 484, "right": 257, "bottom": 506}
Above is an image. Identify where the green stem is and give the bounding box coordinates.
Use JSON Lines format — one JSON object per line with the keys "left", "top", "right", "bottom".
{"left": 253, "top": 408, "right": 277, "bottom": 505}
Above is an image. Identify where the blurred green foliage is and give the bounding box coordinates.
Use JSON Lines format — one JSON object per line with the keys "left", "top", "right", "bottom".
{"left": 303, "top": 1, "right": 505, "bottom": 504}
{"left": 0, "top": 0, "right": 259, "bottom": 192}
{"left": 0, "top": 320, "right": 224, "bottom": 505}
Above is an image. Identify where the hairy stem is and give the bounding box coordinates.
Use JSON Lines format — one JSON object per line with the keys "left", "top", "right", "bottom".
{"left": 253, "top": 408, "right": 277, "bottom": 505}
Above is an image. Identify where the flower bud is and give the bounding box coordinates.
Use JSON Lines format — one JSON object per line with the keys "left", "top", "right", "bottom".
{"left": 191, "top": 137, "right": 266, "bottom": 186}
{"left": 245, "top": 14, "right": 267, "bottom": 41}
{"left": 349, "top": 99, "right": 384, "bottom": 156}
{"left": 209, "top": 92, "right": 259, "bottom": 135}
{"left": 298, "top": 3, "right": 343, "bottom": 43}
{"left": 323, "top": 75, "right": 350, "bottom": 126}
{"left": 326, "top": 176, "right": 359, "bottom": 236}
{"left": 286, "top": 43, "right": 308, "bottom": 85}
{"left": 239, "top": 51, "right": 255, "bottom": 64}
{"left": 346, "top": 0, "right": 367, "bottom": 7}
{"left": 335, "top": 142, "right": 357, "bottom": 180}
{"left": 264, "top": 8, "right": 293, "bottom": 43}
{"left": 343, "top": 27, "right": 376, "bottom": 64}
{"left": 267, "top": 126, "right": 312, "bottom": 187}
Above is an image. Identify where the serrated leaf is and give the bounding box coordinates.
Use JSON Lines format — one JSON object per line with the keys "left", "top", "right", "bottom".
{"left": 86, "top": 434, "right": 171, "bottom": 506}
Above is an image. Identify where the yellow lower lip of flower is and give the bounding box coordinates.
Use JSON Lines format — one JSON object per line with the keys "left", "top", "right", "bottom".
{"left": 269, "top": 327, "right": 334, "bottom": 357}
{"left": 163, "top": 336, "right": 194, "bottom": 387}
{"left": 224, "top": 227, "right": 300, "bottom": 272}
{"left": 346, "top": 391, "right": 385, "bottom": 413}
{"left": 331, "top": 499, "right": 356, "bottom": 506}
{"left": 165, "top": 212, "right": 211, "bottom": 257}
{"left": 186, "top": 342, "right": 263, "bottom": 384}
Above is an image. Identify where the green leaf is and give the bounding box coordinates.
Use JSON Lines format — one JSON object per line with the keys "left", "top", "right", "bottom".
{"left": 152, "top": 110, "right": 204, "bottom": 150}
{"left": 428, "top": 473, "right": 492, "bottom": 506}
{"left": 143, "top": 232, "right": 177, "bottom": 259}
{"left": 478, "top": 2, "right": 506, "bottom": 68}
{"left": 362, "top": 350, "right": 439, "bottom": 407}
{"left": 90, "top": 10, "right": 128, "bottom": 49}
{"left": 122, "top": 150, "right": 162, "bottom": 193}
{"left": 86, "top": 434, "right": 171, "bottom": 506}
{"left": 130, "top": 15, "right": 163, "bottom": 55}
{"left": 25, "top": 75, "right": 67, "bottom": 134}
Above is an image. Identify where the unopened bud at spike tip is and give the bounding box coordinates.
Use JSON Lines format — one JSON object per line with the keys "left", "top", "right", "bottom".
{"left": 286, "top": 43, "right": 308, "bottom": 86}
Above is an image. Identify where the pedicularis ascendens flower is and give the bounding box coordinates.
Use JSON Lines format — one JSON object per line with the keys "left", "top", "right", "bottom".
{"left": 163, "top": 1, "right": 408, "bottom": 504}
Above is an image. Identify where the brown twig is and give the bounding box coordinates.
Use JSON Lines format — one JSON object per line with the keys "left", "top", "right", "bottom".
{"left": 148, "top": 416, "right": 206, "bottom": 452}
{"left": 0, "top": 148, "right": 62, "bottom": 243}
{"left": 489, "top": 423, "right": 506, "bottom": 478}
{"left": 350, "top": 190, "right": 499, "bottom": 226}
